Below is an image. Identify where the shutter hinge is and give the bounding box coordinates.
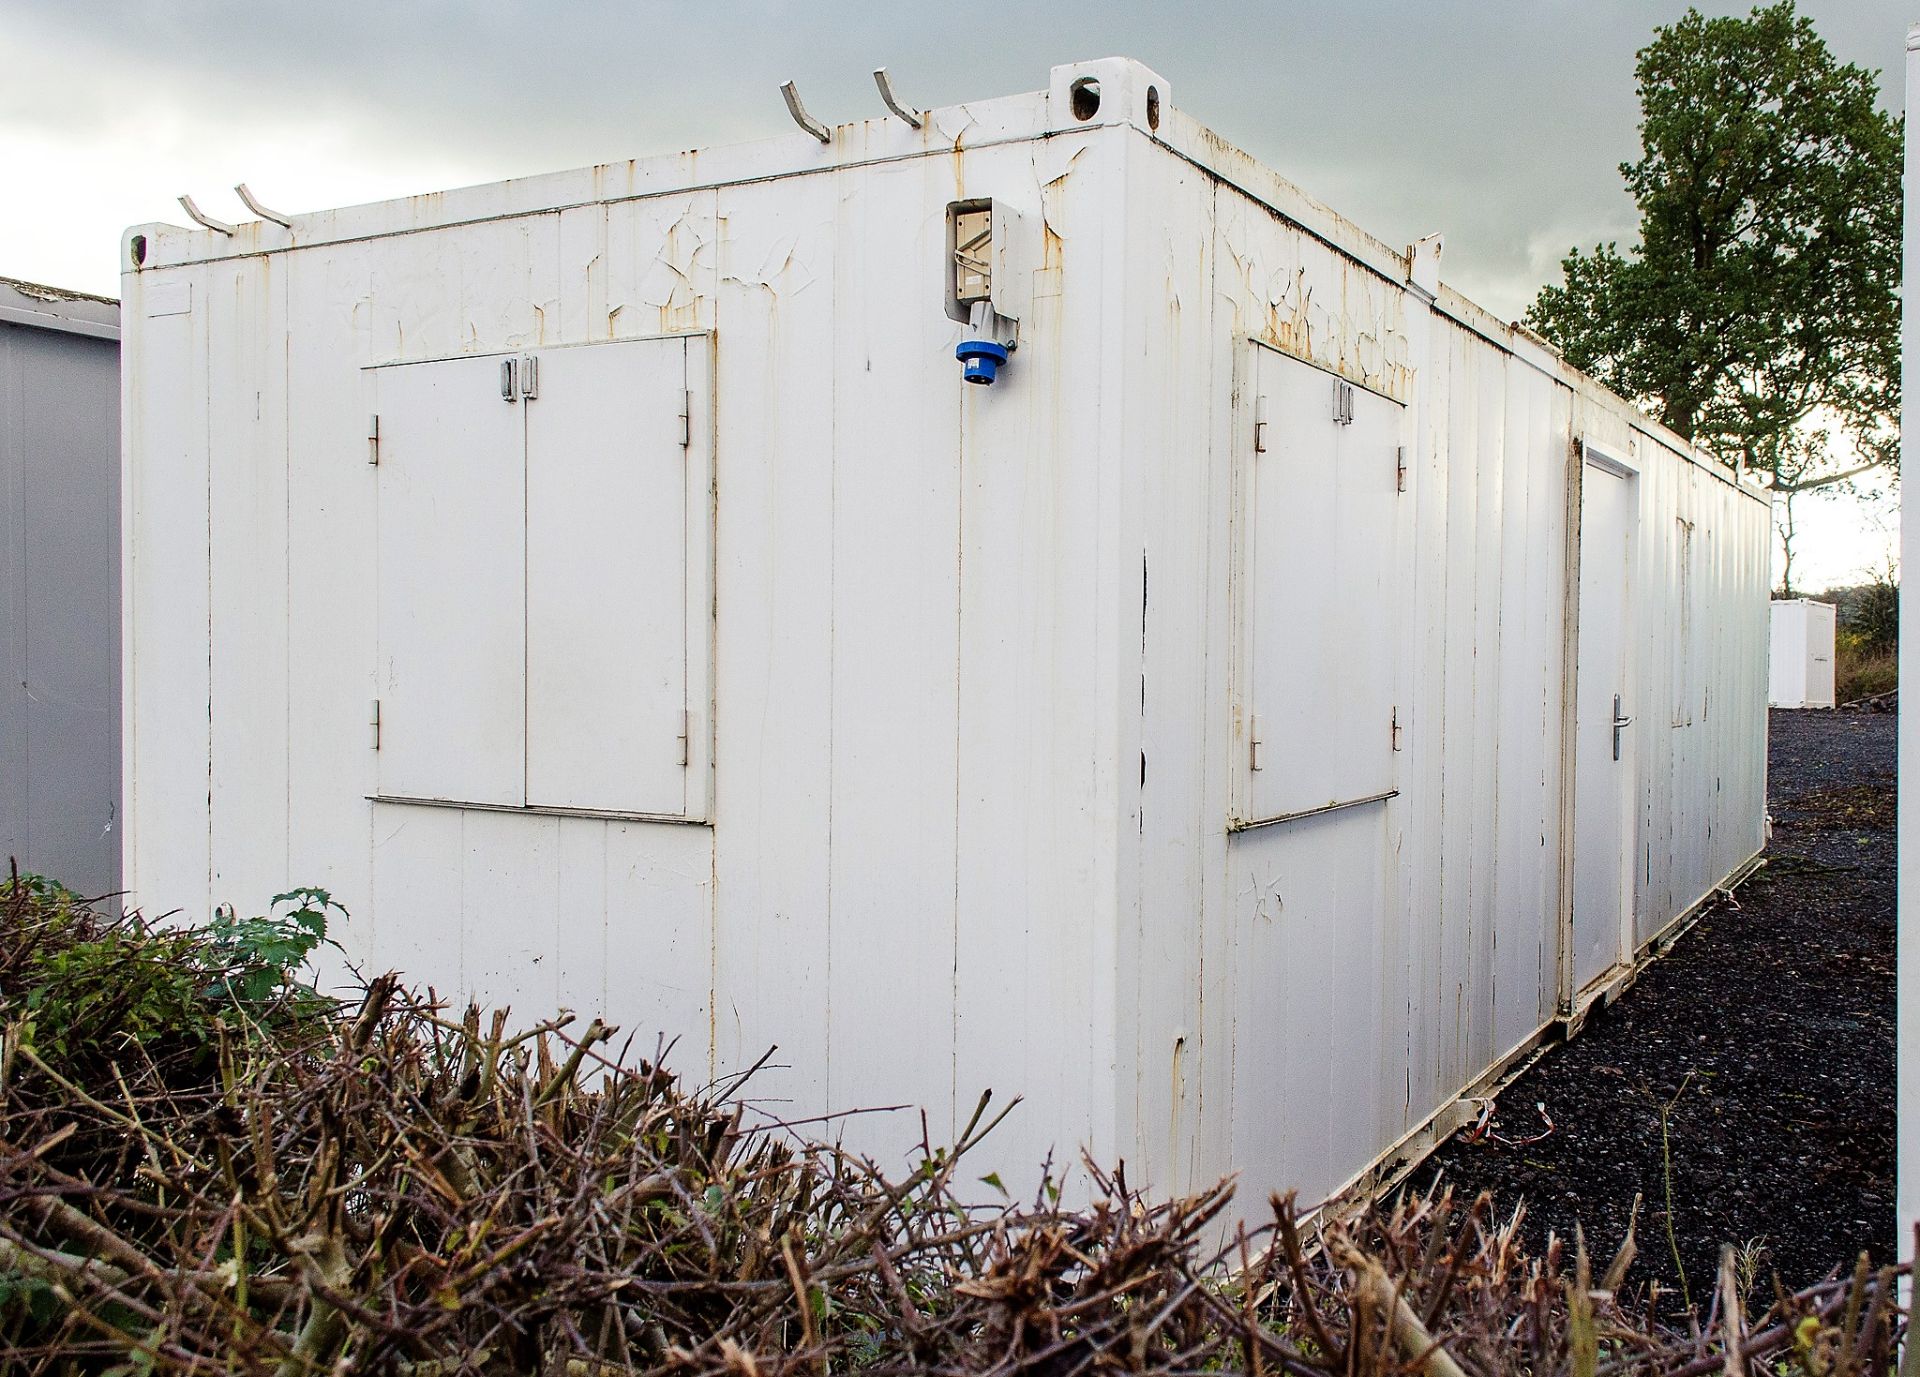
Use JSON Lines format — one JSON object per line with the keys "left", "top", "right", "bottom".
{"left": 680, "top": 390, "right": 692, "bottom": 449}
{"left": 677, "top": 710, "right": 691, "bottom": 767}
{"left": 1395, "top": 444, "right": 1407, "bottom": 493}
{"left": 367, "top": 414, "right": 380, "bottom": 466}
{"left": 1391, "top": 705, "right": 1402, "bottom": 752}
{"left": 1253, "top": 394, "right": 1269, "bottom": 453}
{"left": 500, "top": 358, "right": 518, "bottom": 403}
{"left": 1333, "top": 379, "right": 1354, "bottom": 426}
{"left": 519, "top": 354, "right": 539, "bottom": 400}
{"left": 1249, "top": 714, "right": 1263, "bottom": 771}
{"left": 369, "top": 699, "right": 382, "bottom": 751}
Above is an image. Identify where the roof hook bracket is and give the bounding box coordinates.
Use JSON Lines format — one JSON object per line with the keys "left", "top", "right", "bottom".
{"left": 872, "top": 67, "right": 923, "bottom": 128}
{"left": 234, "top": 183, "right": 293, "bottom": 229}
{"left": 177, "top": 194, "right": 236, "bottom": 236}
{"left": 780, "top": 80, "right": 832, "bottom": 143}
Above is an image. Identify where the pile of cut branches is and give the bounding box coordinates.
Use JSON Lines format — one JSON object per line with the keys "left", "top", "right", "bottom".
{"left": 0, "top": 872, "right": 1908, "bottom": 1375}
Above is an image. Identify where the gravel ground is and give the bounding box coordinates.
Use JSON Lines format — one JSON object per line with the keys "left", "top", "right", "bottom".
{"left": 1411, "top": 707, "right": 1896, "bottom": 1301}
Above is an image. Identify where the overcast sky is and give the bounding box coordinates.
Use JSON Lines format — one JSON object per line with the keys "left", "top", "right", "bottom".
{"left": 1, "top": 0, "right": 1906, "bottom": 587}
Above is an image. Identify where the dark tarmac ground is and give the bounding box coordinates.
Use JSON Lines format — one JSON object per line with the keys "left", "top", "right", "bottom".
{"left": 1412, "top": 707, "right": 1896, "bottom": 1303}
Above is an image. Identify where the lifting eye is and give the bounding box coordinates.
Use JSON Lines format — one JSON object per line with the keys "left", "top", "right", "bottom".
{"left": 1070, "top": 76, "right": 1101, "bottom": 121}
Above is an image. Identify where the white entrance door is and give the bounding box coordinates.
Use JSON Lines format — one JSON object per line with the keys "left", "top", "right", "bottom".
{"left": 1572, "top": 456, "right": 1638, "bottom": 992}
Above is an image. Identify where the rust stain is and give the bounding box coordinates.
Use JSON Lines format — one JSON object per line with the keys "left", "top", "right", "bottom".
{"left": 1167, "top": 1033, "right": 1188, "bottom": 1176}
{"left": 1042, "top": 223, "right": 1065, "bottom": 274}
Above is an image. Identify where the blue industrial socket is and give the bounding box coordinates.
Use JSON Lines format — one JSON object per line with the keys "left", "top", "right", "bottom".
{"left": 955, "top": 339, "right": 1009, "bottom": 385}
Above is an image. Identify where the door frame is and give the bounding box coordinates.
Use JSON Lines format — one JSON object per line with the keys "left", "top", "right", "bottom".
{"left": 1556, "top": 437, "right": 1642, "bottom": 1017}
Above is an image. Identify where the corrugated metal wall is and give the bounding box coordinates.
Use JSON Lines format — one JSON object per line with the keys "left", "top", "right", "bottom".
{"left": 1, "top": 287, "right": 120, "bottom": 896}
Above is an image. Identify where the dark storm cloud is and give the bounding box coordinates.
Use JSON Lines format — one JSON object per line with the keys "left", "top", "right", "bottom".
{"left": 2, "top": 0, "right": 1908, "bottom": 318}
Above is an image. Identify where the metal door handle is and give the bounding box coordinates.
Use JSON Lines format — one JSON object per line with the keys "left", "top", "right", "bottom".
{"left": 1612, "top": 693, "right": 1633, "bottom": 761}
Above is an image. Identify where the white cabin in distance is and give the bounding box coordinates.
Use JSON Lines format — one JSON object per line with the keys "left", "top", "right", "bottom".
{"left": 1769, "top": 598, "right": 1837, "bottom": 709}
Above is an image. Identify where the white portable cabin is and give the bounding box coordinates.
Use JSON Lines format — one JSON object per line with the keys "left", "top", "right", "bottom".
{"left": 1768, "top": 598, "right": 1838, "bottom": 709}
{"left": 121, "top": 59, "right": 1770, "bottom": 1213}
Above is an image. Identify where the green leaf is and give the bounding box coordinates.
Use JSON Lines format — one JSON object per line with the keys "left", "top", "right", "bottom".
{"left": 1525, "top": 0, "right": 1899, "bottom": 522}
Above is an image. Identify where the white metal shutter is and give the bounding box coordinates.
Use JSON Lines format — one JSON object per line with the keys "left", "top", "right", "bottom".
{"left": 374, "top": 353, "right": 527, "bottom": 807}
{"left": 525, "top": 337, "right": 693, "bottom": 816}
{"left": 1243, "top": 346, "right": 1400, "bottom": 824}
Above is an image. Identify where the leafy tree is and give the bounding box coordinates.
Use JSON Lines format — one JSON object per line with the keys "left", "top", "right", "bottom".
{"left": 1527, "top": 1, "right": 1900, "bottom": 594}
